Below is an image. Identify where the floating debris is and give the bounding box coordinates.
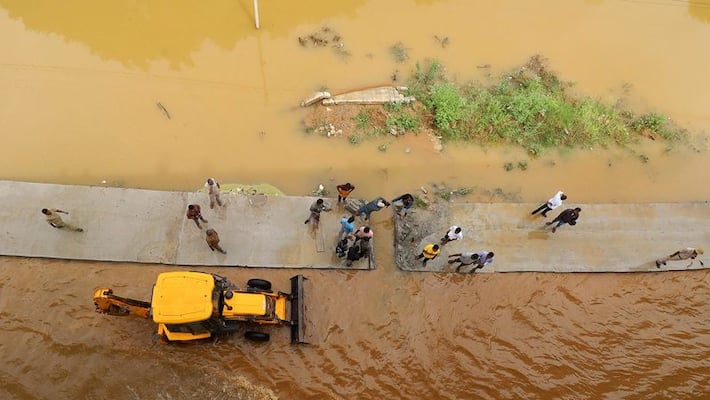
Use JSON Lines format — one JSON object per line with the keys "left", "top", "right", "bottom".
{"left": 389, "top": 42, "right": 409, "bottom": 63}
{"left": 156, "top": 102, "right": 171, "bottom": 119}
{"left": 434, "top": 35, "right": 450, "bottom": 48}
{"left": 297, "top": 26, "right": 349, "bottom": 59}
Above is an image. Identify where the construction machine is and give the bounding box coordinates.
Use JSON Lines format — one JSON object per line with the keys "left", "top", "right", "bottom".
{"left": 93, "top": 272, "right": 307, "bottom": 343}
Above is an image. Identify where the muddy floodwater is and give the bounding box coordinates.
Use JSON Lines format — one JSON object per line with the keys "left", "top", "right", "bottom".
{"left": 1, "top": 0, "right": 709, "bottom": 399}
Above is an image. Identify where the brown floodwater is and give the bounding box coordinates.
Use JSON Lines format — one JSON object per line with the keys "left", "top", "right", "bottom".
{"left": 0, "top": 0, "right": 709, "bottom": 399}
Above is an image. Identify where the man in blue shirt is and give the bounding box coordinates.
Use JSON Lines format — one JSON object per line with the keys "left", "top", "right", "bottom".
{"left": 339, "top": 216, "right": 356, "bottom": 239}
{"left": 469, "top": 251, "right": 494, "bottom": 273}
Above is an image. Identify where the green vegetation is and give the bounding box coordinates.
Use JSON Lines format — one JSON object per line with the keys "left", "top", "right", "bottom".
{"left": 308, "top": 56, "right": 691, "bottom": 156}
{"left": 353, "top": 110, "right": 371, "bottom": 130}
{"left": 348, "top": 133, "right": 362, "bottom": 145}
{"left": 413, "top": 195, "right": 428, "bottom": 209}
{"left": 406, "top": 56, "right": 689, "bottom": 155}
{"left": 503, "top": 161, "right": 529, "bottom": 171}
{"left": 433, "top": 186, "right": 474, "bottom": 201}
{"left": 385, "top": 103, "right": 420, "bottom": 134}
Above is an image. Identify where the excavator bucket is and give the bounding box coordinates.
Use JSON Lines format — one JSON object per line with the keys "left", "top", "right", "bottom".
{"left": 289, "top": 275, "right": 308, "bottom": 344}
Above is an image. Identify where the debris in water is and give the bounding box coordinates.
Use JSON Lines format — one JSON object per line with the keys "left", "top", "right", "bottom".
{"left": 156, "top": 102, "right": 171, "bottom": 119}
{"left": 434, "top": 35, "right": 450, "bottom": 48}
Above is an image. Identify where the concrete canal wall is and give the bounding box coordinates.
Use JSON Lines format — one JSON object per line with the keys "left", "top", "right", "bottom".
{"left": 1, "top": 180, "right": 707, "bottom": 273}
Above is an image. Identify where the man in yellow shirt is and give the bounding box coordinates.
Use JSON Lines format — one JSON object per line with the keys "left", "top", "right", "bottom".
{"left": 415, "top": 243, "right": 440, "bottom": 266}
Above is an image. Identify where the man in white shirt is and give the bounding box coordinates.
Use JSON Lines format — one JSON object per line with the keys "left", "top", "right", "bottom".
{"left": 468, "top": 250, "right": 495, "bottom": 274}
{"left": 440, "top": 226, "right": 463, "bottom": 245}
{"left": 531, "top": 191, "right": 567, "bottom": 217}
{"left": 469, "top": 251, "right": 494, "bottom": 273}
{"left": 205, "top": 178, "right": 223, "bottom": 209}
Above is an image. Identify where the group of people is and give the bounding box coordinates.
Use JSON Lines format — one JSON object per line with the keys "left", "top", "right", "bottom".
{"left": 415, "top": 225, "right": 495, "bottom": 273}
{"left": 306, "top": 183, "right": 374, "bottom": 267}
{"left": 39, "top": 178, "right": 229, "bottom": 255}
{"left": 185, "top": 178, "right": 227, "bottom": 254}
{"left": 39, "top": 182, "right": 704, "bottom": 270}
{"left": 531, "top": 191, "right": 581, "bottom": 233}
{"left": 534, "top": 191, "right": 704, "bottom": 268}
{"left": 307, "top": 183, "right": 419, "bottom": 268}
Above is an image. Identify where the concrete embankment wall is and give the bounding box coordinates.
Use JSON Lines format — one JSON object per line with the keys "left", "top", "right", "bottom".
{"left": 0, "top": 180, "right": 368, "bottom": 269}
{"left": 394, "top": 202, "right": 710, "bottom": 273}
{"left": 1, "top": 180, "right": 707, "bottom": 273}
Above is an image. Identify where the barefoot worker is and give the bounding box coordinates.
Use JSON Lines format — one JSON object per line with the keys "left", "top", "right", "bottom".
{"left": 656, "top": 248, "right": 704, "bottom": 268}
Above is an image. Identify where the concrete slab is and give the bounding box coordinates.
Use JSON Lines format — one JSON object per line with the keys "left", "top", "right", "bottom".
{"left": 320, "top": 86, "right": 415, "bottom": 105}
{"left": 0, "top": 181, "right": 371, "bottom": 269}
{"left": 4, "top": 180, "right": 706, "bottom": 273}
{"left": 395, "top": 202, "right": 710, "bottom": 273}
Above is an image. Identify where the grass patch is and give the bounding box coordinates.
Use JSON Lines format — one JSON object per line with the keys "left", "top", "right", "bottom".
{"left": 433, "top": 185, "right": 474, "bottom": 201}
{"left": 348, "top": 134, "right": 362, "bottom": 145}
{"left": 413, "top": 195, "right": 429, "bottom": 209}
{"left": 407, "top": 55, "right": 689, "bottom": 154}
{"left": 353, "top": 110, "right": 372, "bottom": 130}
{"left": 385, "top": 103, "right": 420, "bottom": 134}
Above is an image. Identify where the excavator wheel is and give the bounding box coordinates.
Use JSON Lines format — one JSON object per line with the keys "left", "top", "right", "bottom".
{"left": 247, "top": 279, "right": 272, "bottom": 292}
{"left": 245, "top": 331, "right": 270, "bottom": 342}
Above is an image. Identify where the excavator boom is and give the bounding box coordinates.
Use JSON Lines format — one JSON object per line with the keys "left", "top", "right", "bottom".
{"left": 93, "top": 288, "right": 151, "bottom": 319}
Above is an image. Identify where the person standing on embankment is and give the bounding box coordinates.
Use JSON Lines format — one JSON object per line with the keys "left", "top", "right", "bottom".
{"left": 205, "top": 178, "right": 223, "bottom": 209}
{"left": 546, "top": 207, "right": 581, "bottom": 233}
{"left": 531, "top": 191, "right": 567, "bottom": 218}
{"left": 205, "top": 228, "right": 227, "bottom": 254}
{"left": 41, "top": 208, "right": 83, "bottom": 232}
{"left": 656, "top": 248, "right": 704, "bottom": 268}
{"left": 186, "top": 204, "right": 208, "bottom": 229}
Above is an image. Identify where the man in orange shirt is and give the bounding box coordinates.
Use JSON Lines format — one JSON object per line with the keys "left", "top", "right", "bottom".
{"left": 336, "top": 182, "right": 355, "bottom": 203}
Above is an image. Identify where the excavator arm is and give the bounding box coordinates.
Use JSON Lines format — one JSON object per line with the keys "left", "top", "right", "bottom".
{"left": 93, "top": 288, "right": 151, "bottom": 319}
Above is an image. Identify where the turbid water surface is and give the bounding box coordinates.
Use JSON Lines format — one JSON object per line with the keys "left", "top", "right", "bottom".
{"left": 1, "top": 1, "right": 709, "bottom": 399}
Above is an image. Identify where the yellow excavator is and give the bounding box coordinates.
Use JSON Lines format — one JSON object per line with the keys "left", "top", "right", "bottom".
{"left": 93, "top": 271, "right": 307, "bottom": 343}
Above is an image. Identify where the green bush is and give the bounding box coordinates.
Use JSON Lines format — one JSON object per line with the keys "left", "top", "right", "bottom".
{"left": 404, "top": 56, "right": 689, "bottom": 154}
{"left": 353, "top": 110, "right": 371, "bottom": 130}
{"left": 425, "top": 82, "right": 466, "bottom": 138}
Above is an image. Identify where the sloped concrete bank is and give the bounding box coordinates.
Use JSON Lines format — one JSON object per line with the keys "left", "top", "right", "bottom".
{"left": 2, "top": 180, "right": 707, "bottom": 273}
{"left": 394, "top": 202, "right": 710, "bottom": 273}
{"left": 0, "top": 180, "right": 372, "bottom": 269}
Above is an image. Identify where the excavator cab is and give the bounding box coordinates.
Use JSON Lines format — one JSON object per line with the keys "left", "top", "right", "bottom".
{"left": 151, "top": 271, "right": 218, "bottom": 342}
{"left": 93, "top": 272, "right": 307, "bottom": 344}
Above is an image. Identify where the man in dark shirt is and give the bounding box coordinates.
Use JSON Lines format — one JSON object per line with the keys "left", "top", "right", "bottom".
{"left": 545, "top": 207, "right": 581, "bottom": 233}
{"left": 205, "top": 228, "right": 227, "bottom": 254}
{"left": 391, "top": 193, "right": 414, "bottom": 217}
{"left": 186, "top": 204, "right": 208, "bottom": 229}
